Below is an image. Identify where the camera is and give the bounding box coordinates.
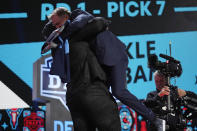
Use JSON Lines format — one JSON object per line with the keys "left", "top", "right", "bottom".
{"left": 147, "top": 54, "right": 188, "bottom": 129}
{"left": 148, "top": 54, "right": 182, "bottom": 77}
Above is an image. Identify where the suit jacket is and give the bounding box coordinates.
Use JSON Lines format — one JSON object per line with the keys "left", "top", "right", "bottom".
{"left": 68, "top": 10, "right": 128, "bottom": 66}
{"left": 69, "top": 10, "right": 128, "bottom": 66}
{"left": 93, "top": 30, "right": 128, "bottom": 66}
{"left": 41, "top": 9, "right": 94, "bottom": 82}
{"left": 42, "top": 9, "right": 94, "bottom": 42}
{"left": 67, "top": 15, "right": 128, "bottom": 66}
{"left": 42, "top": 9, "right": 128, "bottom": 82}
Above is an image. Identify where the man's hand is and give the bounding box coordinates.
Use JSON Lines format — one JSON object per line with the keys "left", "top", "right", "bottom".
{"left": 178, "top": 88, "right": 186, "bottom": 97}
{"left": 41, "top": 42, "right": 58, "bottom": 54}
{"left": 158, "top": 86, "right": 170, "bottom": 97}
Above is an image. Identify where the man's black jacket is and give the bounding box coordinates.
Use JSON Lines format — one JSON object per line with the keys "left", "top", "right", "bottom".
{"left": 67, "top": 41, "right": 108, "bottom": 99}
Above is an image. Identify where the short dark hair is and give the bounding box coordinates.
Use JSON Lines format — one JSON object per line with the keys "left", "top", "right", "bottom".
{"left": 48, "top": 7, "right": 71, "bottom": 19}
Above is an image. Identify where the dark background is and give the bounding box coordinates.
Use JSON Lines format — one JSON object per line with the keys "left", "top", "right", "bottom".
{"left": 0, "top": 0, "right": 197, "bottom": 44}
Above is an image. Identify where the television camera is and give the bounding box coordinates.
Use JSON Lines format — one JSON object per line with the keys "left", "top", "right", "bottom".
{"left": 148, "top": 54, "right": 197, "bottom": 130}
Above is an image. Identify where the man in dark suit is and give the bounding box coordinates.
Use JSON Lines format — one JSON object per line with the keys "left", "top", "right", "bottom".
{"left": 42, "top": 7, "right": 121, "bottom": 131}
{"left": 42, "top": 7, "right": 163, "bottom": 130}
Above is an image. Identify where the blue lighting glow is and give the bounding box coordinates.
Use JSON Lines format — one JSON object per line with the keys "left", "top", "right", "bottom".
{"left": 0, "top": 13, "right": 28, "bottom": 19}
{"left": 174, "top": 7, "right": 197, "bottom": 12}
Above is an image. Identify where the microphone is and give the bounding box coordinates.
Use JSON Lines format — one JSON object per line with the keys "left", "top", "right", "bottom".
{"left": 159, "top": 54, "right": 180, "bottom": 63}
{"left": 41, "top": 25, "right": 65, "bottom": 54}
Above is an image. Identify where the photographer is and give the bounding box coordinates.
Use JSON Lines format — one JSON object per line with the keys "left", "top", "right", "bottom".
{"left": 145, "top": 71, "right": 187, "bottom": 130}
{"left": 145, "top": 54, "right": 197, "bottom": 130}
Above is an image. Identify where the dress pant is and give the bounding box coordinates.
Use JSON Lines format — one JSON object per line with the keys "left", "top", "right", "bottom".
{"left": 106, "top": 58, "right": 155, "bottom": 122}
